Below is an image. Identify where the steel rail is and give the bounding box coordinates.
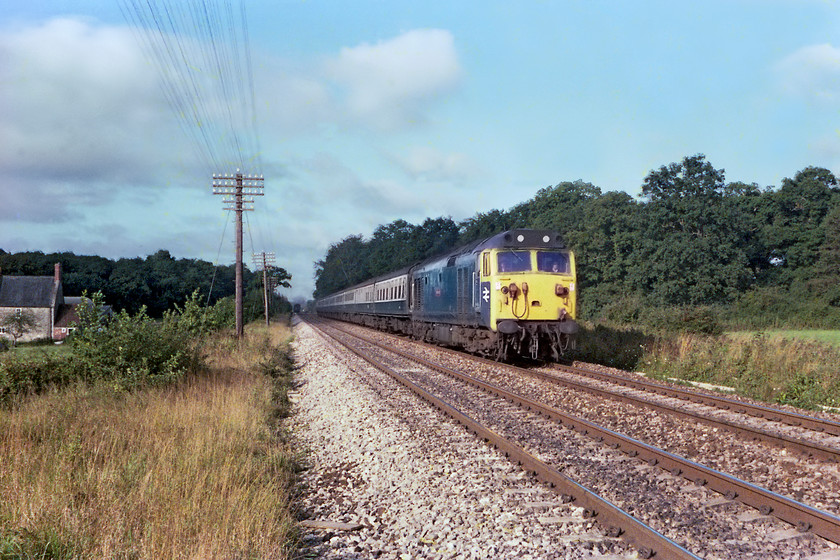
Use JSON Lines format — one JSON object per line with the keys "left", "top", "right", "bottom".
{"left": 309, "top": 320, "right": 702, "bottom": 560}
{"left": 349, "top": 324, "right": 840, "bottom": 462}
{"left": 550, "top": 362, "right": 840, "bottom": 436}
{"left": 533, "top": 365, "right": 840, "bottom": 462}
{"left": 321, "top": 322, "right": 840, "bottom": 547}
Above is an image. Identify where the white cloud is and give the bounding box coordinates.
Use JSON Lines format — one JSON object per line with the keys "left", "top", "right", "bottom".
{"left": 325, "top": 29, "right": 461, "bottom": 129}
{"left": 392, "top": 146, "right": 480, "bottom": 182}
{"left": 0, "top": 18, "right": 185, "bottom": 182}
{"left": 0, "top": 19, "right": 465, "bottom": 301}
{"left": 775, "top": 43, "right": 840, "bottom": 103}
{"left": 0, "top": 17, "right": 201, "bottom": 225}
{"left": 256, "top": 58, "right": 333, "bottom": 135}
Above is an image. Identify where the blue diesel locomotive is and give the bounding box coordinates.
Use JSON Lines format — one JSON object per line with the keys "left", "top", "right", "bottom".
{"left": 316, "top": 229, "right": 578, "bottom": 360}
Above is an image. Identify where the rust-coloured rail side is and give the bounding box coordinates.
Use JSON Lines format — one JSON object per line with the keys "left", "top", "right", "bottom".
{"left": 400, "top": 334, "right": 840, "bottom": 462}
{"left": 311, "top": 321, "right": 701, "bottom": 560}
{"left": 329, "top": 323, "right": 840, "bottom": 547}
{"left": 552, "top": 362, "right": 840, "bottom": 437}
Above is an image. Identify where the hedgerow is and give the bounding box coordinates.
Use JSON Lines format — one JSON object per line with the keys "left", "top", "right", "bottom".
{"left": 0, "top": 291, "right": 234, "bottom": 404}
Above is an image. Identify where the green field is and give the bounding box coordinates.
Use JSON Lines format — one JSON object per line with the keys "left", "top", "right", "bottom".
{"left": 1, "top": 341, "right": 71, "bottom": 359}
{"left": 728, "top": 330, "right": 840, "bottom": 347}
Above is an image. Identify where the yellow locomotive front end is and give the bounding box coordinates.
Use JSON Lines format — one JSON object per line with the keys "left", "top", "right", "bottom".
{"left": 478, "top": 239, "right": 578, "bottom": 360}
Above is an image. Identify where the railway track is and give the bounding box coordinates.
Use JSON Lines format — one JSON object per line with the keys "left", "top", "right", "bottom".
{"left": 343, "top": 322, "right": 840, "bottom": 463}
{"left": 307, "top": 318, "right": 840, "bottom": 558}
{"left": 550, "top": 362, "right": 840, "bottom": 437}
{"left": 309, "top": 319, "right": 699, "bottom": 559}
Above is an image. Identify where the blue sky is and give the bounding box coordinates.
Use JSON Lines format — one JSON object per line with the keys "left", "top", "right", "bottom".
{"left": 2, "top": 1, "right": 840, "bottom": 301}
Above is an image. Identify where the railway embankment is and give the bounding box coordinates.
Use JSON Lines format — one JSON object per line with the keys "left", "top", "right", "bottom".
{"left": 0, "top": 322, "right": 298, "bottom": 559}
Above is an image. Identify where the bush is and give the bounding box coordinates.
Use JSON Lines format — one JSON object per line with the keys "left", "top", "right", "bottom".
{"left": 169, "top": 290, "right": 235, "bottom": 335}
{"left": 645, "top": 306, "right": 723, "bottom": 336}
{"left": 72, "top": 294, "right": 201, "bottom": 390}
{"left": 726, "top": 286, "right": 840, "bottom": 330}
{"left": 0, "top": 292, "right": 223, "bottom": 404}
{"left": 594, "top": 295, "right": 723, "bottom": 336}
{"left": 574, "top": 323, "right": 652, "bottom": 370}
{"left": 0, "top": 352, "right": 74, "bottom": 405}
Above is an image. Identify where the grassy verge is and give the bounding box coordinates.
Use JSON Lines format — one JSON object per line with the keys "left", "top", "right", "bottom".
{"left": 727, "top": 329, "right": 840, "bottom": 348}
{"left": 638, "top": 332, "right": 840, "bottom": 410}
{"left": 576, "top": 322, "right": 840, "bottom": 410}
{"left": 0, "top": 322, "right": 299, "bottom": 560}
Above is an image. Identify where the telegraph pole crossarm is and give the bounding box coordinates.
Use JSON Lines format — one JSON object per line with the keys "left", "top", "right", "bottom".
{"left": 213, "top": 171, "right": 264, "bottom": 338}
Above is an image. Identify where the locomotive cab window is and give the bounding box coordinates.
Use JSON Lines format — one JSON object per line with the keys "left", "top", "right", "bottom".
{"left": 537, "top": 251, "right": 570, "bottom": 274}
{"left": 497, "top": 251, "right": 531, "bottom": 273}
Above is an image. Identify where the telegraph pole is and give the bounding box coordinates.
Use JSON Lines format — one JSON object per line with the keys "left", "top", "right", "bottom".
{"left": 252, "top": 251, "right": 275, "bottom": 327}
{"left": 213, "top": 171, "right": 264, "bottom": 338}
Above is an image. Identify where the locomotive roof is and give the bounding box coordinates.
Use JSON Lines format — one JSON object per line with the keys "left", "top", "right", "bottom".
{"left": 472, "top": 229, "right": 567, "bottom": 252}
{"left": 410, "top": 229, "right": 566, "bottom": 270}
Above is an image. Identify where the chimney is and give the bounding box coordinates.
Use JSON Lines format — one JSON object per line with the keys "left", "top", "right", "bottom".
{"left": 54, "top": 263, "right": 62, "bottom": 284}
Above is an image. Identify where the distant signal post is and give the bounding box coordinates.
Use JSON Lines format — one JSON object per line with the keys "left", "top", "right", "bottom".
{"left": 213, "top": 171, "right": 264, "bottom": 338}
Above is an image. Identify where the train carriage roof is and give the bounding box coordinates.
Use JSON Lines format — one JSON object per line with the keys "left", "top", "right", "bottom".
{"left": 316, "top": 229, "right": 567, "bottom": 301}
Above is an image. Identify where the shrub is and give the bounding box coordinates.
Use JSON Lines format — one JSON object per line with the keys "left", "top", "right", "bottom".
{"left": 574, "top": 323, "right": 652, "bottom": 370}
{"left": 169, "top": 290, "right": 235, "bottom": 335}
{"left": 72, "top": 302, "right": 200, "bottom": 390}
{"left": 645, "top": 306, "right": 723, "bottom": 336}
{"left": 0, "top": 352, "right": 74, "bottom": 405}
{"left": 594, "top": 295, "right": 723, "bottom": 336}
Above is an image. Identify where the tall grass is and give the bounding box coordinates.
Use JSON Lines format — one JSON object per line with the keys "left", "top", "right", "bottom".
{"left": 640, "top": 332, "right": 840, "bottom": 409}
{"left": 0, "top": 323, "right": 298, "bottom": 560}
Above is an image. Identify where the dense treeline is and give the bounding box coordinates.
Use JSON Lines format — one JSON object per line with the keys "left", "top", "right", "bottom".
{"left": 314, "top": 154, "right": 840, "bottom": 329}
{"left": 0, "top": 249, "right": 292, "bottom": 318}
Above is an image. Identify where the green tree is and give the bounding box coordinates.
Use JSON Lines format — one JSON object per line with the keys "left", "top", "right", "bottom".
{"left": 510, "top": 180, "right": 601, "bottom": 235}
{"left": 760, "top": 166, "right": 840, "bottom": 287}
{"left": 313, "top": 235, "right": 371, "bottom": 298}
{"left": 631, "top": 154, "right": 752, "bottom": 305}
{"left": 458, "top": 209, "right": 512, "bottom": 244}
{"left": 810, "top": 201, "right": 840, "bottom": 305}
{"left": 0, "top": 309, "right": 38, "bottom": 347}
{"left": 411, "top": 217, "right": 460, "bottom": 260}
{"left": 368, "top": 220, "right": 419, "bottom": 276}
{"left": 568, "top": 191, "right": 640, "bottom": 315}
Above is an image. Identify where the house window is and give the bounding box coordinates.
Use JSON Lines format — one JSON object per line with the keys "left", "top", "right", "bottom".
{"left": 0, "top": 327, "right": 6, "bottom": 334}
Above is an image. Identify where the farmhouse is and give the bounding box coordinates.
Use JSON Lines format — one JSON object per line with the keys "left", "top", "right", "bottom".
{"left": 0, "top": 264, "right": 78, "bottom": 343}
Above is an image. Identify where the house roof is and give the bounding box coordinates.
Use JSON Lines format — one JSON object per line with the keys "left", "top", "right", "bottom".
{"left": 0, "top": 276, "right": 57, "bottom": 308}
{"left": 54, "top": 300, "right": 113, "bottom": 328}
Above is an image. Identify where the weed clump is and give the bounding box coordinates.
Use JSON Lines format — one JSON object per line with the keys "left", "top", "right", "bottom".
{"left": 641, "top": 332, "right": 840, "bottom": 409}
